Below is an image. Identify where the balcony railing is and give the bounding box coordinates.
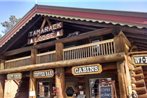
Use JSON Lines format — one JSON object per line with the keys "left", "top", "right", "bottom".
{"left": 63, "top": 39, "right": 115, "bottom": 60}
{"left": 5, "top": 56, "right": 31, "bottom": 69}
{"left": 4, "top": 39, "right": 115, "bottom": 69}
{"left": 36, "top": 51, "right": 56, "bottom": 64}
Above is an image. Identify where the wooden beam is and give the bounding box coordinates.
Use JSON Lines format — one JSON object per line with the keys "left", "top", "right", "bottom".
{"left": 55, "top": 42, "right": 65, "bottom": 98}
{"left": 0, "top": 60, "right": 5, "bottom": 70}
{"left": 0, "top": 53, "right": 124, "bottom": 74}
{"left": 134, "top": 44, "right": 147, "bottom": 48}
{"left": 0, "top": 75, "right": 6, "bottom": 98}
{"left": 4, "top": 28, "right": 113, "bottom": 56}
{"left": 29, "top": 48, "right": 37, "bottom": 98}
{"left": 126, "top": 34, "right": 147, "bottom": 41}
{"left": 117, "top": 61, "right": 127, "bottom": 98}
{"left": 129, "top": 38, "right": 147, "bottom": 44}
{"left": 122, "top": 27, "right": 147, "bottom": 36}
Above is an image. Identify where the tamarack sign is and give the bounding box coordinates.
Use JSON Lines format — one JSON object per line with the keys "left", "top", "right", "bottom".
{"left": 72, "top": 64, "right": 102, "bottom": 76}
{"left": 28, "top": 22, "right": 63, "bottom": 44}
{"left": 132, "top": 55, "right": 147, "bottom": 66}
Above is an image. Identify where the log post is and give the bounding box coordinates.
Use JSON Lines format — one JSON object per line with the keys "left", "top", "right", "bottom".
{"left": 0, "top": 60, "right": 5, "bottom": 70}
{"left": 117, "top": 61, "right": 127, "bottom": 98}
{"left": 55, "top": 42, "right": 65, "bottom": 98}
{"left": 29, "top": 48, "right": 37, "bottom": 98}
{"left": 0, "top": 75, "right": 5, "bottom": 98}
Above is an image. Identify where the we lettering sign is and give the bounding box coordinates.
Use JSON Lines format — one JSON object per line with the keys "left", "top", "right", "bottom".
{"left": 132, "top": 55, "right": 147, "bottom": 66}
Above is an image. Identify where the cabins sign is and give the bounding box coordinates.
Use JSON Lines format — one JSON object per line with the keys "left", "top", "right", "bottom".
{"left": 72, "top": 64, "right": 102, "bottom": 76}
{"left": 7, "top": 73, "right": 22, "bottom": 80}
{"left": 33, "top": 69, "right": 54, "bottom": 78}
{"left": 132, "top": 55, "right": 147, "bottom": 66}
{"left": 28, "top": 22, "right": 63, "bottom": 44}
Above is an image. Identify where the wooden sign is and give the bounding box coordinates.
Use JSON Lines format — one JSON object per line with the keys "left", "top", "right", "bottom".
{"left": 7, "top": 73, "right": 22, "bottom": 80}
{"left": 132, "top": 55, "right": 147, "bottom": 65}
{"left": 28, "top": 22, "right": 63, "bottom": 44}
{"left": 72, "top": 64, "right": 102, "bottom": 76}
{"left": 33, "top": 69, "right": 54, "bottom": 78}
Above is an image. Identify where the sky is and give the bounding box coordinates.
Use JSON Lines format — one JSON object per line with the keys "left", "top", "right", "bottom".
{"left": 0, "top": 0, "right": 147, "bottom": 35}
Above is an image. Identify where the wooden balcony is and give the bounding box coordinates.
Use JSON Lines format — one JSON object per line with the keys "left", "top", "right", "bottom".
{"left": 5, "top": 56, "right": 31, "bottom": 69}
{"left": 63, "top": 39, "right": 115, "bottom": 60}
{"left": 4, "top": 39, "right": 116, "bottom": 69}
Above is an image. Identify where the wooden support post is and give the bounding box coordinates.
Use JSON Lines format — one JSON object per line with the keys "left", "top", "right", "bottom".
{"left": 117, "top": 61, "right": 127, "bottom": 98}
{"left": 29, "top": 48, "right": 37, "bottom": 98}
{"left": 55, "top": 42, "right": 65, "bottom": 98}
{"left": 29, "top": 72, "right": 36, "bottom": 98}
{"left": 0, "top": 75, "right": 5, "bottom": 98}
{"left": 0, "top": 60, "right": 5, "bottom": 70}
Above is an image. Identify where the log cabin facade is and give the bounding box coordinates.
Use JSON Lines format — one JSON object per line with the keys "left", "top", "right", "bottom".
{"left": 0, "top": 5, "right": 147, "bottom": 98}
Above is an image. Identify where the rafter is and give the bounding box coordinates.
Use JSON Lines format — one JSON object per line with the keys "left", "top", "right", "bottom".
{"left": 122, "top": 27, "right": 147, "bottom": 35}
{"left": 126, "top": 34, "right": 147, "bottom": 41}
{"left": 1, "top": 16, "right": 42, "bottom": 54}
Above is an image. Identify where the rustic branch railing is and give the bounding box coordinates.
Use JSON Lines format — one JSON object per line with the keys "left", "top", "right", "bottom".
{"left": 4, "top": 39, "right": 115, "bottom": 69}
{"left": 63, "top": 39, "right": 115, "bottom": 60}
{"left": 5, "top": 56, "right": 31, "bottom": 69}
{"left": 36, "top": 51, "right": 56, "bottom": 63}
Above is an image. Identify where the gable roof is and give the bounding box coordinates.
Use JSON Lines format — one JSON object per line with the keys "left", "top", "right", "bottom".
{"left": 0, "top": 4, "right": 147, "bottom": 48}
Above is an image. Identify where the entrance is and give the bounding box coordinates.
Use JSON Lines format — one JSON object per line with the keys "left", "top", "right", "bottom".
{"left": 36, "top": 79, "right": 55, "bottom": 98}
{"left": 65, "top": 77, "right": 87, "bottom": 98}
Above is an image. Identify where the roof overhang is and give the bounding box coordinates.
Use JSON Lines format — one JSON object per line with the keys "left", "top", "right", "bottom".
{"left": 0, "top": 4, "right": 147, "bottom": 49}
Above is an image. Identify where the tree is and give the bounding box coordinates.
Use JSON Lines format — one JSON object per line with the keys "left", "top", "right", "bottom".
{"left": 0, "top": 15, "right": 20, "bottom": 38}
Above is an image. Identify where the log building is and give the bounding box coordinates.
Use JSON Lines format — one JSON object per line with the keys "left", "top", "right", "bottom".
{"left": 0, "top": 5, "right": 147, "bottom": 98}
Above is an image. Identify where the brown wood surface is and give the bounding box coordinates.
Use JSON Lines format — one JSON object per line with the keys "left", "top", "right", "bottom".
{"left": 0, "top": 75, "right": 5, "bottom": 98}
{"left": 0, "top": 53, "right": 124, "bottom": 74}
{"left": 117, "top": 61, "right": 127, "bottom": 98}
{"left": 55, "top": 42, "right": 65, "bottom": 98}
{"left": 114, "top": 32, "right": 130, "bottom": 53}
{"left": 0, "top": 60, "right": 5, "bottom": 70}
{"left": 29, "top": 48, "right": 37, "bottom": 98}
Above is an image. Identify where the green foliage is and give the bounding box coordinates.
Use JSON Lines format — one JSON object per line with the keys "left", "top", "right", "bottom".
{"left": 0, "top": 15, "right": 20, "bottom": 38}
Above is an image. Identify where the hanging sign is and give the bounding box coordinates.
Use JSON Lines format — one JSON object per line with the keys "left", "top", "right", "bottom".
{"left": 72, "top": 64, "right": 102, "bottom": 76}
{"left": 7, "top": 73, "right": 22, "bottom": 80}
{"left": 28, "top": 22, "right": 63, "bottom": 44}
{"left": 33, "top": 69, "right": 54, "bottom": 78}
{"left": 132, "top": 55, "right": 147, "bottom": 65}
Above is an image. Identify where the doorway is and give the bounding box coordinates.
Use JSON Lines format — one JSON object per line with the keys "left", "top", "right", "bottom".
{"left": 36, "top": 79, "right": 55, "bottom": 98}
